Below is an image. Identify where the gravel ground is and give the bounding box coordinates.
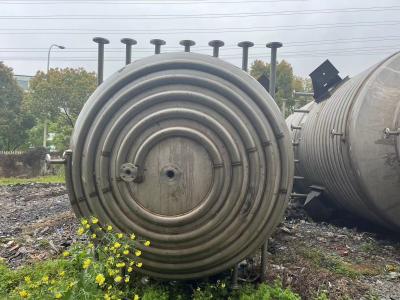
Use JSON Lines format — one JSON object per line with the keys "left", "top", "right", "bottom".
{"left": 0, "top": 183, "right": 399, "bottom": 299}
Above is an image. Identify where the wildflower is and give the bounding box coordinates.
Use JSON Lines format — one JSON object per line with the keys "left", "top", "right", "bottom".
{"left": 114, "top": 242, "right": 121, "bottom": 249}
{"left": 129, "top": 261, "right": 135, "bottom": 266}
{"left": 63, "top": 251, "right": 70, "bottom": 257}
{"left": 116, "top": 253, "right": 121, "bottom": 258}
{"left": 123, "top": 249, "right": 129, "bottom": 255}
{"left": 91, "top": 217, "right": 99, "bottom": 224}
{"left": 91, "top": 233, "right": 97, "bottom": 239}
{"left": 130, "top": 233, "right": 136, "bottom": 240}
{"left": 114, "top": 275, "right": 122, "bottom": 283}
{"left": 116, "top": 262, "right": 125, "bottom": 268}
{"left": 88, "top": 243, "right": 94, "bottom": 249}
{"left": 77, "top": 227, "right": 85, "bottom": 235}
{"left": 95, "top": 274, "right": 106, "bottom": 286}
{"left": 124, "top": 244, "right": 129, "bottom": 249}
{"left": 55, "top": 292, "right": 62, "bottom": 299}
{"left": 59, "top": 271, "right": 65, "bottom": 277}
{"left": 85, "top": 224, "right": 90, "bottom": 229}
{"left": 136, "top": 262, "right": 143, "bottom": 268}
{"left": 19, "top": 290, "right": 29, "bottom": 298}
{"left": 83, "top": 258, "right": 92, "bottom": 269}
{"left": 69, "top": 281, "right": 76, "bottom": 288}
{"left": 108, "top": 269, "right": 115, "bottom": 276}
{"left": 104, "top": 294, "right": 111, "bottom": 300}
{"left": 144, "top": 240, "right": 150, "bottom": 247}
{"left": 127, "top": 267, "right": 133, "bottom": 273}
{"left": 104, "top": 246, "right": 108, "bottom": 251}
{"left": 135, "top": 250, "right": 141, "bottom": 257}
{"left": 107, "top": 225, "right": 113, "bottom": 231}
{"left": 221, "top": 283, "right": 226, "bottom": 288}
{"left": 24, "top": 276, "right": 31, "bottom": 284}
{"left": 116, "top": 233, "right": 123, "bottom": 239}
{"left": 42, "top": 275, "right": 49, "bottom": 284}
{"left": 124, "top": 276, "right": 130, "bottom": 283}
{"left": 133, "top": 295, "right": 140, "bottom": 300}
{"left": 81, "top": 219, "right": 88, "bottom": 225}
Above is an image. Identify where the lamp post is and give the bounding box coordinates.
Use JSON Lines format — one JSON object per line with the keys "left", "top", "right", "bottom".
{"left": 44, "top": 44, "right": 65, "bottom": 148}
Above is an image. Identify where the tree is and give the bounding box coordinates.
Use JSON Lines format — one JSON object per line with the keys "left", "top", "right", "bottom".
{"left": 24, "top": 68, "right": 96, "bottom": 150}
{"left": 249, "top": 59, "right": 313, "bottom": 117}
{"left": 0, "top": 62, "right": 34, "bottom": 150}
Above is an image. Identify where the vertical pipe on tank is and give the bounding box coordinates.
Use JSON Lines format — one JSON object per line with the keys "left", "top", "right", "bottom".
{"left": 121, "top": 38, "right": 137, "bottom": 65}
{"left": 237, "top": 41, "right": 254, "bottom": 72}
{"left": 208, "top": 40, "right": 224, "bottom": 57}
{"left": 93, "top": 37, "right": 110, "bottom": 86}
{"left": 266, "top": 42, "right": 283, "bottom": 99}
{"left": 150, "top": 39, "right": 166, "bottom": 54}
{"left": 180, "top": 40, "right": 196, "bottom": 52}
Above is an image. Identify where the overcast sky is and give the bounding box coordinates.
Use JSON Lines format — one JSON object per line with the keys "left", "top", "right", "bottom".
{"left": 1, "top": 0, "right": 399, "bottom": 80}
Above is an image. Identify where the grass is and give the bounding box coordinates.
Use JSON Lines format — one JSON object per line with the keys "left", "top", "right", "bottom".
{"left": 299, "top": 248, "right": 379, "bottom": 279}
{"left": 0, "top": 175, "right": 65, "bottom": 186}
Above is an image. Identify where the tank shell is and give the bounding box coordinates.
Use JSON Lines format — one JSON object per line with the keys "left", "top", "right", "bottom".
{"left": 67, "top": 53, "right": 294, "bottom": 279}
{"left": 288, "top": 52, "right": 400, "bottom": 231}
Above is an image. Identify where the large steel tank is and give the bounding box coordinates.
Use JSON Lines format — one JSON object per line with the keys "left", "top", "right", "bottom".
{"left": 65, "top": 53, "right": 294, "bottom": 279}
{"left": 287, "top": 52, "right": 400, "bottom": 231}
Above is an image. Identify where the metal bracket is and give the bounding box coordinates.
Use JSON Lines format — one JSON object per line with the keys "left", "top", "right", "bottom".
{"left": 120, "top": 163, "right": 142, "bottom": 183}
{"left": 291, "top": 124, "right": 302, "bottom": 130}
{"left": 383, "top": 127, "right": 400, "bottom": 138}
{"left": 45, "top": 150, "right": 72, "bottom": 165}
{"left": 330, "top": 129, "right": 344, "bottom": 137}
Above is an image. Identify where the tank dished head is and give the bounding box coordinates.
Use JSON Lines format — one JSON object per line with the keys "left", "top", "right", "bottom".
{"left": 121, "top": 38, "right": 137, "bottom": 46}
{"left": 238, "top": 41, "right": 254, "bottom": 48}
{"left": 266, "top": 42, "right": 283, "bottom": 49}
{"left": 179, "top": 40, "right": 196, "bottom": 47}
{"left": 93, "top": 37, "right": 110, "bottom": 45}
{"left": 208, "top": 40, "right": 225, "bottom": 48}
{"left": 150, "top": 39, "right": 166, "bottom": 46}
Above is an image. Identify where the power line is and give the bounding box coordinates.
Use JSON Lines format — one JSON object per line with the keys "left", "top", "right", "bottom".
{"left": 0, "top": 20, "right": 399, "bottom": 35}
{"left": 0, "top": 5, "right": 399, "bottom": 20}
{"left": 0, "top": 0, "right": 308, "bottom": 4}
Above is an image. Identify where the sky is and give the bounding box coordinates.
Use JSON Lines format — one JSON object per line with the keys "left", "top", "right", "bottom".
{"left": 1, "top": 0, "right": 400, "bottom": 81}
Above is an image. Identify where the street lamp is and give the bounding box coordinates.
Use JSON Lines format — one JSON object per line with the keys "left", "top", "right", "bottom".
{"left": 44, "top": 44, "right": 65, "bottom": 148}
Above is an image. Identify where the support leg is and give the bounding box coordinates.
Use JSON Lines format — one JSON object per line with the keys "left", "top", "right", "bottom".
{"left": 231, "top": 263, "right": 239, "bottom": 290}
{"left": 261, "top": 240, "right": 268, "bottom": 281}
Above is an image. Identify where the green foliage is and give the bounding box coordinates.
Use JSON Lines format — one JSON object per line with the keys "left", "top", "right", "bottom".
{"left": 24, "top": 68, "right": 96, "bottom": 150}
{"left": 0, "top": 62, "right": 35, "bottom": 150}
{"left": 0, "top": 175, "right": 65, "bottom": 185}
{"left": 249, "top": 59, "right": 313, "bottom": 117}
{"left": 237, "top": 282, "right": 301, "bottom": 300}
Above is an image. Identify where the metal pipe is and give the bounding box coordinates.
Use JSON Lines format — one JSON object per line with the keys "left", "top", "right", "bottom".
{"left": 179, "top": 40, "right": 195, "bottom": 52}
{"left": 150, "top": 39, "right": 166, "bottom": 54}
{"left": 237, "top": 41, "right": 254, "bottom": 72}
{"left": 121, "top": 38, "right": 137, "bottom": 65}
{"left": 208, "top": 40, "right": 224, "bottom": 57}
{"left": 261, "top": 241, "right": 268, "bottom": 281}
{"left": 266, "top": 42, "right": 283, "bottom": 100}
{"left": 93, "top": 37, "right": 110, "bottom": 85}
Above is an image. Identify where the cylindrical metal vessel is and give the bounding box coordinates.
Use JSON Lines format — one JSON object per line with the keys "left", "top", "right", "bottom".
{"left": 66, "top": 53, "right": 294, "bottom": 279}
{"left": 287, "top": 52, "right": 400, "bottom": 231}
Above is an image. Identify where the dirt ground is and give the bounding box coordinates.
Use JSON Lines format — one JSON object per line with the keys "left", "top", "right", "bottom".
{"left": 0, "top": 183, "right": 399, "bottom": 300}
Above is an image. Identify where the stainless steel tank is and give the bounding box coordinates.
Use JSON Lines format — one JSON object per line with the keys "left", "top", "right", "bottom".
{"left": 287, "top": 52, "right": 400, "bottom": 231}
{"left": 65, "top": 53, "right": 294, "bottom": 279}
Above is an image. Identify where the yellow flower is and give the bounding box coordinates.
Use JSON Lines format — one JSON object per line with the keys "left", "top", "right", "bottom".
{"left": 130, "top": 233, "right": 136, "bottom": 240}
{"left": 55, "top": 292, "right": 62, "bottom": 299}
{"left": 42, "top": 275, "right": 49, "bottom": 284}
{"left": 83, "top": 258, "right": 92, "bottom": 269}
{"left": 114, "top": 242, "right": 121, "bottom": 249}
{"left": 136, "top": 262, "right": 143, "bottom": 268}
{"left": 19, "top": 290, "right": 29, "bottom": 298}
{"left": 129, "top": 261, "right": 135, "bottom": 266}
{"left": 91, "top": 233, "right": 97, "bottom": 239}
{"left": 104, "top": 294, "right": 111, "bottom": 300}
{"left": 114, "top": 275, "right": 122, "bottom": 283}
{"left": 127, "top": 267, "right": 133, "bottom": 272}
{"left": 59, "top": 271, "right": 65, "bottom": 277}
{"left": 123, "top": 250, "right": 129, "bottom": 255}
{"left": 62, "top": 251, "right": 70, "bottom": 257}
{"left": 135, "top": 250, "right": 141, "bottom": 257}
{"left": 24, "top": 276, "right": 31, "bottom": 284}
{"left": 108, "top": 269, "right": 115, "bottom": 276}
{"left": 116, "top": 233, "right": 123, "bottom": 239}
{"left": 144, "top": 240, "right": 150, "bottom": 247}
{"left": 77, "top": 227, "right": 85, "bottom": 235}
{"left": 133, "top": 294, "right": 140, "bottom": 300}
{"left": 88, "top": 243, "right": 94, "bottom": 249}
{"left": 91, "top": 217, "right": 99, "bottom": 224}
{"left": 104, "top": 246, "right": 108, "bottom": 251}
{"left": 81, "top": 218, "right": 88, "bottom": 225}
{"left": 107, "top": 225, "right": 113, "bottom": 231}
{"left": 85, "top": 224, "right": 90, "bottom": 229}
{"left": 124, "top": 276, "right": 130, "bottom": 283}
{"left": 116, "top": 262, "right": 125, "bottom": 268}
{"left": 95, "top": 274, "right": 106, "bottom": 286}
{"left": 69, "top": 281, "right": 76, "bottom": 288}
